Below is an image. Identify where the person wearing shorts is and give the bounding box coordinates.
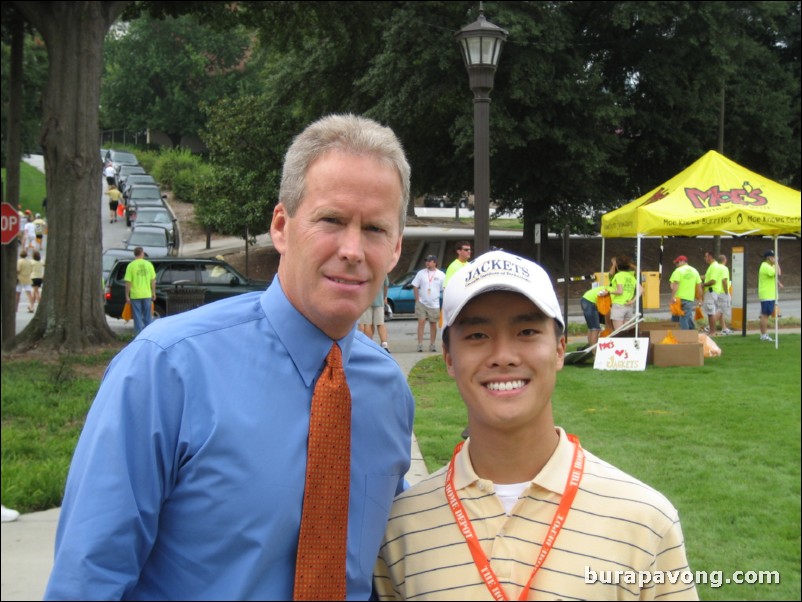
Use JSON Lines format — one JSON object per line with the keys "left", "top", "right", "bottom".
{"left": 359, "top": 275, "right": 390, "bottom": 351}
{"left": 107, "top": 185, "right": 123, "bottom": 223}
{"left": 580, "top": 284, "right": 611, "bottom": 348}
{"left": 758, "top": 250, "right": 782, "bottom": 342}
{"left": 16, "top": 250, "right": 35, "bottom": 313}
{"left": 716, "top": 254, "right": 733, "bottom": 334}
{"left": 412, "top": 255, "right": 445, "bottom": 352}
{"left": 609, "top": 255, "right": 639, "bottom": 330}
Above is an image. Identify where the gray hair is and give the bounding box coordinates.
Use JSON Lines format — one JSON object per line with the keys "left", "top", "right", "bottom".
{"left": 279, "top": 114, "right": 410, "bottom": 230}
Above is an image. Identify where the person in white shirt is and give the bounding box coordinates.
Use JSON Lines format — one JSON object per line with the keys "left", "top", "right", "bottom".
{"left": 104, "top": 162, "right": 116, "bottom": 187}
{"left": 412, "top": 254, "right": 445, "bottom": 352}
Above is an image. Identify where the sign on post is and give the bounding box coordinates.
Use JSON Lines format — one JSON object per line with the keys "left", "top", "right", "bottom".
{"left": 1, "top": 202, "right": 21, "bottom": 245}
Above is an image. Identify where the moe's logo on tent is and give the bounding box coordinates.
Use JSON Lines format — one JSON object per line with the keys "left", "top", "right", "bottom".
{"left": 685, "top": 183, "right": 767, "bottom": 210}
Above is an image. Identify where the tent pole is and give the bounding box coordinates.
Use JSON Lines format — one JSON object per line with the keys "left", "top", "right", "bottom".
{"left": 636, "top": 234, "right": 642, "bottom": 337}
{"left": 774, "top": 236, "right": 779, "bottom": 349}
{"left": 601, "top": 237, "right": 605, "bottom": 274}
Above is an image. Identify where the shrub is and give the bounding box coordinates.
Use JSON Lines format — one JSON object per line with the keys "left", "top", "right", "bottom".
{"left": 151, "top": 148, "right": 202, "bottom": 190}
{"left": 172, "top": 163, "right": 215, "bottom": 204}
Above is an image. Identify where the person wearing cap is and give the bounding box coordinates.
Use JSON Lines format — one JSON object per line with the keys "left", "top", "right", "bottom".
{"left": 758, "top": 249, "right": 782, "bottom": 342}
{"left": 669, "top": 255, "right": 702, "bottom": 330}
{"left": 374, "top": 251, "right": 697, "bottom": 600}
{"left": 412, "top": 254, "right": 445, "bottom": 352}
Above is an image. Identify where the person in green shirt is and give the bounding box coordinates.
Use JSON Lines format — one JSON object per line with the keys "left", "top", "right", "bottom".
{"left": 580, "top": 284, "right": 611, "bottom": 348}
{"left": 669, "top": 255, "right": 702, "bottom": 330}
{"left": 444, "top": 240, "right": 472, "bottom": 288}
{"left": 124, "top": 246, "right": 157, "bottom": 335}
{"left": 716, "top": 254, "right": 733, "bottom": 334}
{"left": 609, "top": 255, "right": 640, "bottom": 331}
{"left": 758, "top": 250, "right": 782, "bottom": 342}
{"left": 701, "top": 251, "right": 726, "bottom": 336}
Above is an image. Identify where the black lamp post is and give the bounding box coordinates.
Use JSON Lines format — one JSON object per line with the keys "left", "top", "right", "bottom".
{"left": 455, "top": 4, "right": 507, "bottom": 256}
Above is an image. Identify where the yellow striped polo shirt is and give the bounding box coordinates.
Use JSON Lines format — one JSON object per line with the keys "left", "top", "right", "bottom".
{"left": 375, "top": 428, "right": 698, "bottom": 600}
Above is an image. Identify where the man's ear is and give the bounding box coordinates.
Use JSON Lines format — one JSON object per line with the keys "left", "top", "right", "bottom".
{"left": 271, "top": 203, "right": 288, "bottom": 255}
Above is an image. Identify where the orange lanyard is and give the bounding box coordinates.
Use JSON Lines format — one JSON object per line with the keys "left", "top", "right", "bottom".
{"left": 445, "top": 434, "right": 584, "bottom": 601}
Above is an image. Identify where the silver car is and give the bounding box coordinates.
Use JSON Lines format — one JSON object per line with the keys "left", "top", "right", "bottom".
{"left": 132, "top": 206, "right": 176, "bottom": 245}
{"left": 124, "top": 224, "right": 175, "bottom": 258}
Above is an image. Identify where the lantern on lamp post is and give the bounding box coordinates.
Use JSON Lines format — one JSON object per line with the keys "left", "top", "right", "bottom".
{"left": 455, "top": 4, "right": 507, "bottom": 256}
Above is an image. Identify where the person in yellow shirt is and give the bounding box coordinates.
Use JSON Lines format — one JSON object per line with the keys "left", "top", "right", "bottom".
{"left": 444, "top": 240, "right": 472, "bottom": 287}
{"left": 375, "top": 251, "right": 697, "bottom": 600}
{"left": 107, "top": 185, "right": 123, "bottom": 223}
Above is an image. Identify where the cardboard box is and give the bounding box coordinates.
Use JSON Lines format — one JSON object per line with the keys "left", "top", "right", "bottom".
{"left": 639, "top": 320, "right": 680, "bottom": 333}
{"left": 648, "top": 329, "right": 704, "bottom": 367}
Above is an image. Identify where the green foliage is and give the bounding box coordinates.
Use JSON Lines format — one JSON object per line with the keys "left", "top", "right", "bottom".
{"left": 195, "top": 93, "right": 287, "bottom": 237}
{"left": 1, "top": 30, "right": 48, "bottom": 164}
{"left": 171, "top": 162, "right": 214, "bottom": 204}
{"left": 134, "top": 148, "right": 160, "bottom": 173}
{"left": 410, "top": 334, "right": 801, "bottom": 601}
{"left": 194, "top": 163, "right": 277, "bottom": 239}
{"left": 150, "top": 147, "right": 200, "bottom": 190}
{"left": 101, "top": 12, "right": 253, "bottom": 144}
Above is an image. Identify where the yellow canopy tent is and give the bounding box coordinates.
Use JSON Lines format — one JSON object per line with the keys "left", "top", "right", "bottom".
{"left": 600, "top": 150, "right": 800, "bottom": 340}
{"left": 602, "top": 150, "right": 801, "bottom": 238}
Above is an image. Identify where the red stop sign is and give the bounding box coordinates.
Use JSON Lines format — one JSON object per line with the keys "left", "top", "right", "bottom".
{"left": 1, "top": 202, "right": 22, "bottom": 245}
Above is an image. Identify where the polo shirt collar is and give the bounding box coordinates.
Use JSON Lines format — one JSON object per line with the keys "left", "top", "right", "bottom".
{"left": 453, "top": 427, "right": 573, "bottom": 496}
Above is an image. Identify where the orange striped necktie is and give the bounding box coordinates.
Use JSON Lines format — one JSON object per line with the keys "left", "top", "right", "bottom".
{"left": 293, "top": 343, "right": 352, "bottom": 601}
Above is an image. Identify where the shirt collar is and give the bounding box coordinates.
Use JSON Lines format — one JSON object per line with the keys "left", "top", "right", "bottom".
{"left": 261, "top": 278, "right": 355, "bottom": 387}
{"left": 453, "top": 427, "right": 573, "bottom": 495}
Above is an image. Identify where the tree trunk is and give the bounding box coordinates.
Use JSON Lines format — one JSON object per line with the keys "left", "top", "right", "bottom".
{"left": 8, "top": 1, "right": 131, "bottom": 352}
{"left": 1, "top": 11, "right": 24, "bottom": 346}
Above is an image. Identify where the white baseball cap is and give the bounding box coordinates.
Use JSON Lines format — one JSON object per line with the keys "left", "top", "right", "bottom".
{"left": 442, "top": 250, "right": 564, "bottom": 330}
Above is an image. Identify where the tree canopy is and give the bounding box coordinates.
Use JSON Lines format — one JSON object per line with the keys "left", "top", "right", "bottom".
{"left": 101, "top": 12, "right": 253, "bottom": 146}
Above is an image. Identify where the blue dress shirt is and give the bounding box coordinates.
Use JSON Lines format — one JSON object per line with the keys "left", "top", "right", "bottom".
{"left": 44, "top": 279, "right": 414, "bottom": 600}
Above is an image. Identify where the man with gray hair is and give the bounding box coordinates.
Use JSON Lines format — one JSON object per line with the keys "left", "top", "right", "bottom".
{"left": 46, "top": 114, "right": 415, "bottom": 600}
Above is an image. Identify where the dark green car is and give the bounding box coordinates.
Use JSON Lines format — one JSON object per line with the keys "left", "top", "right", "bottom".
{"left": 104, "top": 257, "right": 269, "bottom": 319}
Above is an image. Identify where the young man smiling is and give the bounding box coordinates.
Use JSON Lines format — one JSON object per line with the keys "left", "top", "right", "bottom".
{"left": 375, "top": 250, "right": 697, "bottom": 601}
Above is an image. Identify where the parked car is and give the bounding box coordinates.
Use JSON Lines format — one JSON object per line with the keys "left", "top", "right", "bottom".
{"left": 102, "top": 247, "right": 135, "bottom": 284}
{"left": 104, "top": 257, "right": 270, "bottom": 319}
{"left": 105, "top": 149, "right": 139, "bottom": 173}
{"left": 115, "top": 164, "right": 146, "bottom": 189}
{"left": 131, "top": 206, "right": 176, "bottom": 244}
{"left": 121, "top": 173, "right": 157, "bottom": 198}
{"left": 422, "top": 192, "right": 473, "bottom": 209}
{"left": 385, "top": 272, "right": 418, "bottom": 316}
{"left": 124, "top": 224, "right": 175, "bottom": 258}
{"left": 124, "top": 184, "right": 166, "bottom": 225}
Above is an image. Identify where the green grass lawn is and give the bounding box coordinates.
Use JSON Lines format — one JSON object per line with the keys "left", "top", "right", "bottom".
{"left": 1, "top": 326, "right": 798, "bottom": 600}
{"left": 409, "top": 334, "right": 801, "bottom": 601}
{"left": 1, "top": 160, "right": 47, "bottom": 214}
